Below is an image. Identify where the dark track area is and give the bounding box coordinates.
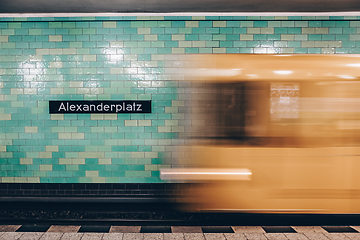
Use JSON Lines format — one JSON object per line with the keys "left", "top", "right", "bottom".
{"left": 2, "top": 200, "right": 360, "bottom": 227}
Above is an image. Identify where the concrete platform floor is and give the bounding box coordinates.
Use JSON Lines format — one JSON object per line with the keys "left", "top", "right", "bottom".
{"left": 1, "top": 231, "right": 360, "bottom": 240}
{"left": 0, "top": 225, "right": 360, "bottom": 239}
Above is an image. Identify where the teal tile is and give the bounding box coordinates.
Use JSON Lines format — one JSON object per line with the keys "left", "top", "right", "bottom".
{"left": 144, "top": 126, "right": 157, "bottom": 132}
{"left": 112, "top": 171, "right": 125, "bottom": 177}
{"left": 343, "top": 28, "right": 356, "bottom": 34}
{"left": 165, "top": 132, "right": 178, "bottom": 139}
{"left": 246, "top": 41, "right": 261, "bottom": 47}
{"left": 15, "top": 29, "right": 29, "bottom": 35}
{"left": 199, "top": 34, "right": 212, "bottom": 41}
{"left": 294, "top": 47, "right": 308, "bottom": 53}
{"left": 119, "top": 164, "right": 132, "bottom": 171}
{"left": 288, "top": 28, "right": 302, "bottom": 34}
{"left": 53, "top": 165, "right": 66, "bottom": 171}
{"left": 158, "top": 21, "right": 171, "bottom": 28}
{"left": 206, "top": 28, "right": 219, "bottom": 34}
{"left": 9, "top": 35, "right": 22, "bottom": 42}
{"left": 158, "top": 48, "right": 172, "bottom": 54}
{"left": 240, "top": 21, "right": 253, "bottom": 27}
{"left": 185, "top": 34, "right": 198, "bottom": 41}
{"left": 288, "top": 41, "right": 301, "bottom": 47}
{"left": 342, "top": 41, "right": 356, "bottom": 47}
{"left": 85, "top": 158, "right": 98, "bottom": 164}
{"left": 151, "top": 171, "right": 160, "bottom": 177}
{"left": 152, "top": 133, "right": 164, "bottom": 139}
{"left": 226, "top": 34, "right": 240, "bottom": 41}
{"left": 274, "top": 27, "right": 287, "bottom": 34}
{"left": 227, "top": 21, "right": 240, "bottom": 27}
{"left": 192, "top": 28, "right": 205, "bottom": 34}
{"left": 220, "top": 41, "right": 233, "bottom": 47}
{"left": 203, "top": 16, "right": 218, "bottom": 20}
{"left": 97, "top": 28, "right": 110, "bottom": 34}
{"left": 329, "top": 28, "right": 342, "bottom": 34}
{"left": 336, "top": 34, "right": 349, "bottom": 41}
{"left": 157, "top": 34, "right": 171, "bottom": 41}
{"left": 322, "top": 34, "right": 336, "bottom": 41}
{"left": 335, "top": 48, "right": 349, "bottom": 53}
{"left": 76, "top": 22, "right": 89, "bottom": 28}
{"left": 205, "top": 41, "right": 219, "bottom": 47}
{"left": 322, "top": 21, "right": 336, "bottom": 27}
{"left": 239, "top": 48, "right": 254, "bottom": 53}
{"left": 254, "top": 21, "right": 267, "bottom": 27}
{"left": 132, "top": 165, "right": 145, "bottom": 171}
{"left": 164, "top": 41, "right": 178, "bottom": 47}
{"left": 219, "top": 28, "right": 232, "bottom": 34}
{"left": 219, "top": 16, "right": 233, "bottom": 20}
{"left": 280, "top": 21, "right": 294, "bottom": 27}
{"left": 123, "top": 28, "right": 137, "bottom": 34}
{"left": 336, "top": 21, "right": 350, "bottom": 27}
{"left": 89, "top": 22, "right": 103, "bottom": 28}
{"left": 99, "top": 171, "right": 112, "bottom": 177}
{"left": 253, "top": 34, "right": 267, "bottom": 40}
{"left": 40, "top": 178, "right": 53, "bottom": 183}
{"left": 349, "top": 48, "right": 360, "bottom": 53}
{"left": 261, "top": 40, "right": 274, "bottom": 47}
{"left": 111, "top": 159, "right": 124, "bottom": 165}
{"left": 125, "top": 132, "right": 138, "bottom": 139}
{"left": 165, "top": 27, "right": 178, "bottom": 34}
{"left": 308, "top": 48, "right": 321, "bottom": 53}
{"left": 131, "top": 34, "right": 144, "bottom": 41}
{"left": 139, "top": 133, "right": 151, "bottom": 138}
{"left": 199, "top": 21, "right": 212, "bottom": 27}
{"left": 65, "top": 178, "right": 79, "bottom": 183}
{"left": 73, "top": 171, "right": 85, "bottom": 177}
{"left": 308, "top": 21, "right": 322, "bottom": 27}
{"left": 117, "top": 21, "right": 131, "bottom": 27}
{"left": 308, "top": 34, "right": 322, "bottom": 41}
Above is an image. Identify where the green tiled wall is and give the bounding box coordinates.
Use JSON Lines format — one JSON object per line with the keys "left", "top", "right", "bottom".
{"left": 0, "top": 15, "right": 360, "bottom": 183}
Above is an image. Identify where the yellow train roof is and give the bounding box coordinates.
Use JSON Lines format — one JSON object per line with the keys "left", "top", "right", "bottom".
{"left": 174, "top": 54, "right": 360, "bottom": 81}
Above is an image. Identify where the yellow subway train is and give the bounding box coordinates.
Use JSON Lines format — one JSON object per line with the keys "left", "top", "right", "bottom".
{"left": 161, "top": 54, "right": 360, "bottom": 214}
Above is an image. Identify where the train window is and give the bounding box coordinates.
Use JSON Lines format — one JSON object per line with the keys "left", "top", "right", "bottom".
{"left": 270, "top": 83, "right": 299, "bottom": 120}
{"left": 216, "top": 82, "right": 246, "bottom": 139}
{"left": 189, "top": 82, "right": 269, "bottom": 144}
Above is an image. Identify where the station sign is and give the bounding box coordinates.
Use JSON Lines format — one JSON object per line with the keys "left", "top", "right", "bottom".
{"left": 49, "top": 100, "right": 151, "bottom": 114}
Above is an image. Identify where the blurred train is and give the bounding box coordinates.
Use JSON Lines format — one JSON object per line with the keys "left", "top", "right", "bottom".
{"left": 161, "top": 54, "right": 360, "bottom": 214}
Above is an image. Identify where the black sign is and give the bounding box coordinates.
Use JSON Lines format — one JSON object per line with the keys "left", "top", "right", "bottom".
{"left": 49, "top": 101, "right": 151, "bottom": 114}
